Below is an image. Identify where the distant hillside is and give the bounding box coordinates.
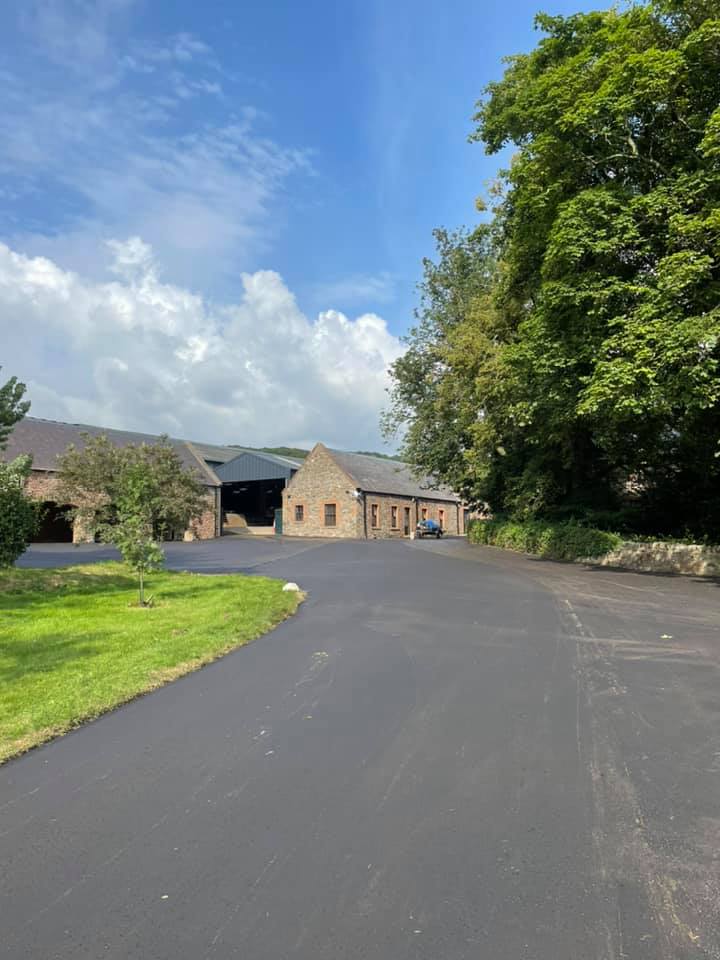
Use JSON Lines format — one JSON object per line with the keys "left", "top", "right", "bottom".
{"left": 235, "top": 445, "right": 402, "bottom": 462}
{"left": 258, "top": 446, "right": 309, "bottom": 459}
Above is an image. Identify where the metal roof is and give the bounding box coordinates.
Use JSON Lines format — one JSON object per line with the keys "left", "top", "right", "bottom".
{"left": 215, "top": 450, "right": 302, "bottom": 483}
{"left": 326, "top": 447, "right": 461, "bottom": 502}
{"left": 3, "top": 418, "right": 221, "bottom": 486}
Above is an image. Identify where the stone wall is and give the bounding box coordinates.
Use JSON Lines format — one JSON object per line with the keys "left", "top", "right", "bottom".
{"left": 282, "top": 446, "right": 363, "bottom": 538}
{"left": 365, "top": 495, "right": 462, "bottom": 538}
{"left": 185, "top": 490, "right": 220, "bottom": 540}
{"left": 584, "top": 541, "right": 720, "bottom": 577}
{"left": 25, "top": 470, "right": 64, "bottom": 503}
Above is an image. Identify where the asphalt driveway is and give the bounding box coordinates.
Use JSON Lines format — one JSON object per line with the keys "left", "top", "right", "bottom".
{"left": 3, "top": 537, "right": 720, "bottom": 959}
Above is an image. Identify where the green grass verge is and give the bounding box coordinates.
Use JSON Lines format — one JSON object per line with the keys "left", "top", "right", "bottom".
{"left": 0, "top": 563, "right": 302, "bottom": 763}
{"left": 468, "top": 517, "right": 622, "bottom": 561}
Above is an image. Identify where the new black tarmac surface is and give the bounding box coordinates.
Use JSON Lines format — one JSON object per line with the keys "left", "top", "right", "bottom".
{"left": 3, "top": 537, "right": 720, "bottom": 959}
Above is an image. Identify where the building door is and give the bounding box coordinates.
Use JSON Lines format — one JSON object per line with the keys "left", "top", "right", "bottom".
{"left": 403, "top": 506, "right": 411, "bottom": 535}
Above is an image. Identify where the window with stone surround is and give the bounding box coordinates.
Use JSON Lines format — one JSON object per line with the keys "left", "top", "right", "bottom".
{"left": 324, "top": 503, "right": 337, "bottom": 527}
{"left": 421, "top": 507, "right": 428, "bottom": 520}
{"left": 439, "top": 508, "right": 445, "bottom": 529}
{"left": 371, "top": 503, "right": 379, "bottom": 528}
{"left": 295, "top": 504, "right": 304, "bottom": 522}
{"left": 391, "top": 505, "right": 398, "bottom": 528}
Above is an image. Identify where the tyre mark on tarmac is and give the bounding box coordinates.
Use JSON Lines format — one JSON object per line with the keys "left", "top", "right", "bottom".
{"left": 559, "top": 591, "right": 716, "bottom": 959}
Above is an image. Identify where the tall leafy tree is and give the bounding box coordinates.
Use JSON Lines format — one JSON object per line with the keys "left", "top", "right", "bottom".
{"left": 383, "top": 226, "right": 504, "bottom": 502}
{"left": 474, "top": 0, "right": 720, "bottom": 532}
{"left": 389, "top": 0, "right": 720, "bottom": 537}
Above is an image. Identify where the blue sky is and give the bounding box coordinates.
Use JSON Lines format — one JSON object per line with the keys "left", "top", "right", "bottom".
{"left": 0, "top": 0, "right": 601, "bottom": 448}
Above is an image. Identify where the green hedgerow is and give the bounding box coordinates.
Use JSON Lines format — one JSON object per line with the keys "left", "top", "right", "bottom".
{"left": 468, "top": 518, "right": 622, "bottom": 561}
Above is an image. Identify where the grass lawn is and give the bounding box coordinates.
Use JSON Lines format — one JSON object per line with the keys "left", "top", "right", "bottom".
{"left": 0, "top": 563, "right": 302, "bottom": 763}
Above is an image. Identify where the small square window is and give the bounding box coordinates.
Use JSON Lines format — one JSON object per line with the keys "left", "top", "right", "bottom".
{"left": 324, "top": 503, "right": 337, "bottom": 527}
{"left": 295, "top": 504, "right": 304, "bottom": 522}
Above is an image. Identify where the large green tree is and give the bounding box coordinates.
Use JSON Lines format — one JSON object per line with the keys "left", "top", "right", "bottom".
{"left": 389, "top": 0, "right": 720, "bottom": 536}
{"left": 383, "top": 226, "right": 510, "bottom": 504}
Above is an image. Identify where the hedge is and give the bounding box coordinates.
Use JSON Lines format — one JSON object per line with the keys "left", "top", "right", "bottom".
{"left": 467, "top": 518, "right": 622, "bottom": 562}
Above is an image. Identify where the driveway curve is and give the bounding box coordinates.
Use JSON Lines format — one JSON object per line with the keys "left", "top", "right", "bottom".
{"left": 3, "top": 537, "right": 720, "bottom": 959}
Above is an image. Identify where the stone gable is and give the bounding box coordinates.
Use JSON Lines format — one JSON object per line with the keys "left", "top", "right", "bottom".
{"left": 282, "top": 444, "right": 363, "bottom": 538}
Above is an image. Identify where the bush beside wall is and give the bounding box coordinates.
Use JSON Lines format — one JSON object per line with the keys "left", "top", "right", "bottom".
{"left": 467, "top": 518, "right": 622, "bottom": 562}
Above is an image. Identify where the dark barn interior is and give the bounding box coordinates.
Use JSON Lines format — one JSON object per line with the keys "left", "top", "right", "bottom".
{"left": 215, "top": 451, "right": 300, "bottom": 529}
{"left": 33, "top": 502, "right": 74, "bottom": 543}
{"left": 221, "top": 478, "right": 287, "bottom": 526}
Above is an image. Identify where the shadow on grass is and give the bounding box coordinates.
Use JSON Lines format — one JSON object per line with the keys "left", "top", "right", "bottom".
{"left": 0, "top": 633, "right": 105, "bottom": 683}
{"left": 1, "top": 573, "right": 138, "bottom": 617}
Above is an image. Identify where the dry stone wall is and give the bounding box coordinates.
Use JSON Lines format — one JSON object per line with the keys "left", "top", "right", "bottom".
{"left": 584, "top": 541, "right": 720, "bottom": 577}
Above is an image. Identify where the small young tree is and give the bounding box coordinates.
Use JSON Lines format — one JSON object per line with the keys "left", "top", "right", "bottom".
{"left": 0, "top": 455, "right": 37, "bottom": 567}
{"left": 57, "top": 436, "right": 207, "bottom": 605}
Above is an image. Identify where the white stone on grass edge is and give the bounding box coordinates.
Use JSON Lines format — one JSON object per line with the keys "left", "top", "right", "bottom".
{"left": 283, "top": 582, "right": 301, "bottom": 592}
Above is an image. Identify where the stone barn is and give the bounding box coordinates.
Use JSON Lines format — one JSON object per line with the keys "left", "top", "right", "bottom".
{"left": 3, "top": 418, "right": 223, "bottom": 543}
{"left": 282, "top": 443, "right": 465, "bottom": 539}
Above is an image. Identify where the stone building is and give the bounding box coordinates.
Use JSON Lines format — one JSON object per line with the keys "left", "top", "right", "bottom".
{"left": 3, "top": 418, "right": 223, "bottom": 543}
{"left": 282, "top": 443, "right": 465, "bottom": 539}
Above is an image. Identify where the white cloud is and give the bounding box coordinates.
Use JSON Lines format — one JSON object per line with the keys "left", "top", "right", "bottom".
{"left": 313, "top": 272, "right": 397, "bottom": 307}
{"left": 0, "top": 240, "right": 402, "bottom": 449}
{"left": 0, "top": 91, "right": 311, "bottom": 289}
{"left": 134, "top": 32, "right": 212, "bottom": 65}
{"left": 19, "top": 0, "right": 137, "bottom": 77}
{"left": 1, "top": 11, "right": 309, "bottom": 292}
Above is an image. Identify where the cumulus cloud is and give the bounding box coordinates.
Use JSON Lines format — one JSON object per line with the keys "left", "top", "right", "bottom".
{"left": 0, "top": 240, "right": 402, "bottom": 449}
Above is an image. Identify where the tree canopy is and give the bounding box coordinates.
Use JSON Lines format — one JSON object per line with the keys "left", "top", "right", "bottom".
{"left": 386, "top": 0, "right": 720, "bottom": 538}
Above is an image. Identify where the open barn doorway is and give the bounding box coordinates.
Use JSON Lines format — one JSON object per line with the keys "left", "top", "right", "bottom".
{"left": 215, "top": 450, "right": 301, "bottom": 533}
{"left": 33, "top": 502, "right": 74, "bottom": 542}
{"left": 221, "top": 479, "right": 286, "bottom": 527}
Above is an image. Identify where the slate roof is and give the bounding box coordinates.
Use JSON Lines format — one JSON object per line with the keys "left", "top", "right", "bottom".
{"left": 3, "top": 417, "right": 221, "bottom": 487}
{"left": 326, "top": 448, "right": 461, "bottom": 502}
{"left": 187, "top": 441, "right": 246, "bottom": 465}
